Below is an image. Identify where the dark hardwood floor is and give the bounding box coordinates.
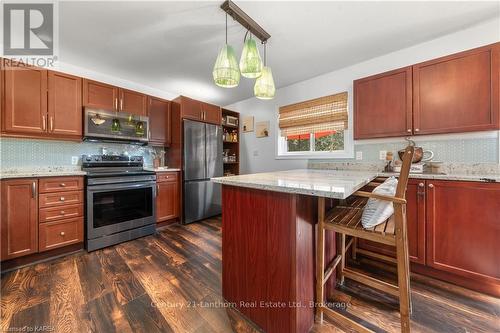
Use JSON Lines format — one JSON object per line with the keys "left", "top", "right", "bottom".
{"left": 1, "top": 217, "right": 499, "bottom": 333}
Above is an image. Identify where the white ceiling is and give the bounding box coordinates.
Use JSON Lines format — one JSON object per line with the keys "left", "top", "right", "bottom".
{"left": 59, "top": 1, "right": 500, "bottom": 106}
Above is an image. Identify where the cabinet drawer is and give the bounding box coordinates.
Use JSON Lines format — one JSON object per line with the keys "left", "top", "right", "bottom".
{"left": 39, "top": 190, "right": 83, "bottom": 207}
{"left": 157, "top": 172, "right": 178, "bottom": 183}
{"left": 39, "top": 217, "right": 83, "bottom": 252}
{"left": 39, "top": 204, "right": 83, "bottom": 223}
{"left": 39, "top": 177, "right": 83, "bottom": 193}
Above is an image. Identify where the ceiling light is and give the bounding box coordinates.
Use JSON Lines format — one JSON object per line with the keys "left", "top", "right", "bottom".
{"left": 239, "top": 33, "right": 262, "bottom": 78}
{"left": 213, "top": 14, "right": 240, "bottom": 88}
{"left": 254, "top": 43, "right": 275, "bottom": 100}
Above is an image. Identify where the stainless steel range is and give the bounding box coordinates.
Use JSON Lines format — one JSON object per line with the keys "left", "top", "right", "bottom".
{"left": 83, "top": 154, "right": 156, "bottom": 251}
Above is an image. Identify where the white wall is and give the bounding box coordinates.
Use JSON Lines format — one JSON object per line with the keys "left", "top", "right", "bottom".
{"left": 226, "top": 18, "right": 500, "bottom": 174}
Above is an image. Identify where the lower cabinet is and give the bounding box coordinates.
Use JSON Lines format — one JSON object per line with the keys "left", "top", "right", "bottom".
{"left": 1, "top": 179, "right": 38, "bottom": 260}
{"left": 156, "top": 172, "right": 180, "bottom": 222}
{"left": 1, "top": 176, "right": 84, "bottom": 262}
{"left": 358, "top": 179, "right": 500, "bottom": 290}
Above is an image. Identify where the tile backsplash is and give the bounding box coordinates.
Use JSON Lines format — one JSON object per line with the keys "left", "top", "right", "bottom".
{"left": 0, "top": 138, "right": 166, "bottom": 169}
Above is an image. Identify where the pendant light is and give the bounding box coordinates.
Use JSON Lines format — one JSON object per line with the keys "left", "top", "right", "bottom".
{"left": 254, "top": 42, "right": 275, "bottom": 99}
{"left": 239, "top": 31, "right": 263, "bottom": 78}
{"left": 213, "top": 14, "right": 240, "bottom": 88}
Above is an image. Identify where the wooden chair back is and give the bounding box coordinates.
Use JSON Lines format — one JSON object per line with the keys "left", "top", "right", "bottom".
{"left": 395, "top": 146, "right": 415, "bottom": 199}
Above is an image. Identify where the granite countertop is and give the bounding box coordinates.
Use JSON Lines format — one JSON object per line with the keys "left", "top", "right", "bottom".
{"left": 0, "top": 167, "right": 87, "bottom": 179}
{"left": 144, "top": 167, "right": 181, "bottom": 172}
{"left": 378, "top": 172, "right": 500, "bottom": 182}
{"left": 212, "top": 169, "right": 378, "bottom": 199}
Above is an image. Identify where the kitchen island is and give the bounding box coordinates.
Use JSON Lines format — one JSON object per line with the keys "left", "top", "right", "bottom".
{"left": 212, "top": 170, "right": 378, "bottom": 333}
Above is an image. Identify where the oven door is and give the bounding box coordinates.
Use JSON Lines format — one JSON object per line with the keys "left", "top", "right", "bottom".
{"left": 86, "top": 181, "right": 156, "bottom": 240}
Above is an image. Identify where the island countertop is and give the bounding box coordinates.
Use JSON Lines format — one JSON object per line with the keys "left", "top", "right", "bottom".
{"left": 212, "top": 169, "right": 378, "bottom": 199}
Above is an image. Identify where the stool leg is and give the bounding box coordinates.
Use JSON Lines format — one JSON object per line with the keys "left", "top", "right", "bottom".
{"left": 337, "top": 233, "right": 346, "bottom": 285}
{"left": 395, "top": 204, "right": 411, "bottom": 333}
{"left": 351, "top": 237, "right": 358, "bottom": 260}
{"left": 316, "top": 197, "right": 326, "bottom": 324}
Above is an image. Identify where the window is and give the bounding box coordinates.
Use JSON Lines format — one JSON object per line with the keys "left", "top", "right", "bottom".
{"left": 277, "top": 92, "right": 350, "bottom": 158}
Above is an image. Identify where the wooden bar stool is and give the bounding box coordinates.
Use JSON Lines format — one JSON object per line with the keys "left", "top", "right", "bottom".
{"left": 316, "top": 146, "right": 414, "bottom": 333}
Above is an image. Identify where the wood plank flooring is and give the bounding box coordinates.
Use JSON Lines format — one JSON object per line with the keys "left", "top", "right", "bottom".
{"left": 2, "top": 217, "right": 499, "bottom": 333}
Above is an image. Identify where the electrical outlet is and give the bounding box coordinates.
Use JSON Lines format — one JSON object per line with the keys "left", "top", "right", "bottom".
{"left": 71, "top": 156, "right": 79, "bottom": 165}
{"left": 253, "top": 150, "right": 259, "bottom": 157}
{"left": 379, "top": 150, "right": 387, "bottom": 160}
{"left": 356, "top": 151, "right": 363, "bottom": 160}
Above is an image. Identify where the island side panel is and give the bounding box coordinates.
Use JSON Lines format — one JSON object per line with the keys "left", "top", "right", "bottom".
{"left": 222, "top": 185, "right": 332, "bottom": 333}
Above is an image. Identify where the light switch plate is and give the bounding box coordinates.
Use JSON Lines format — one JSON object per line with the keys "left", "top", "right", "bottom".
{"left": 379, "top": 150, "right": 387, "bottom": 160}
{"left": 71, "top": 156, "right": 79, "bottom": 165}
{"left": 356, "top": 151, "right": 363, "bottom": 160}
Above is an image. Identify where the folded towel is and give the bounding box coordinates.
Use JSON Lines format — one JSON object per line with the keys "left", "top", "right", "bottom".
{"left": 361, "top": 177, "right": 398, "bottom": 229}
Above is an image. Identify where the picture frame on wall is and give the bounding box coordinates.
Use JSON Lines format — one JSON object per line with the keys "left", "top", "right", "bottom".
{"left": 242, "top": 116, "right": 254, "bottom": 132}
{"left": 255, "top": 121, "right": 270, "bottom": 138}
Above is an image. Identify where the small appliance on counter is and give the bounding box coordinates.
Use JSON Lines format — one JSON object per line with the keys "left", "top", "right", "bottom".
{"left": 83, "top": 154, "right": 156, "bottom": 251}
{"left": 395, "top": 138, "right": 434, "bottom": 173}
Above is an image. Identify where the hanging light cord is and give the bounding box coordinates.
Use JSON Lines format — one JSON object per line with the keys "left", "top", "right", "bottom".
{"left": 263, "top": 41, "right": 267, "bottom": 66}
{"left": 225, "top": 13, "right": 228, "bottom": 44}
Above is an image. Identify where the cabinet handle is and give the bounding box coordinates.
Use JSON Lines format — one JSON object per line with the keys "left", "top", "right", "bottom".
{"left": 60, "top": 197, "right": 65, "bottom": 201}
{"left": 415, "top": 128, "right": 420, "bottom": 132}
{"left": 120, "top": 98, "right": 123, "bottom": 111}
{"left": 114, "top": 98, "right": 118, "bottom": 110}
{"left": 428, "top": 184, "right": 434, "bottom": 188}
{"left": 60, "top": 231, "right": 65, "bottom": 236}
{"left": 50, "top": 117, "right": 54, "bottom": 132}
{"left": 42, "top": 116, "right": 46, "bottom": 131}
{"left": 156, "top": 184, "right": 159, "bottom": 193}
{"left": 60, "top": 183, "right": 66, "bottom": 187}
{"left": 418, "top": 183, "right": 424, "bottom": 187}
{"left": 60, "top": 211, "right": 65, "bottom": 215}
{"left": 32, "top": 182, "right": 36, "bottom": 198}
{"left": 407, "top": 129, "right": 412, "bottom": 133}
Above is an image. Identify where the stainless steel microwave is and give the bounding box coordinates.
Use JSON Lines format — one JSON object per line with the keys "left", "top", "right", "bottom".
{"left": 83, "top": 108, "right": 150, "bottom": 145}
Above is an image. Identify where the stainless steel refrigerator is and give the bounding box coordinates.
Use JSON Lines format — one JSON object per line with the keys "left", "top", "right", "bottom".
{"left": 183, "top": 119, "right": 223, "bottom": 224}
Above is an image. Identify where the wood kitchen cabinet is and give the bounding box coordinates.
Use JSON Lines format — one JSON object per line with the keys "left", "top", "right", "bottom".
{"left": 82, "top": 79, "right": 119, "bottom": 111}
{"left": 2, "top": 65, "right": 48, "bottom": 136}
{"left": 1, "top": 179, "right": 38, "bottom": 260}
{"left": 148, "top": 96, "right": 171, "bottom": 146}
{"left": 48, "top": 71, "right": 82, "bottom": 138}
{"left": 156, "top": 172, "right": 180, "bottom": 223}
{"left": 413, "top": 44, "right": 499, "bottom": 135}
{"left": 177, "top": 96, "right": 222, "bottom": 125}
{"left": 357, "top": 179, "right": 426, "bottom": 264}
{"left": 426, "top": 180, "right": 500, "bottom": 285}
{"left": 120, "top": 88, "right": 147, "bottom": 116}
{"left": 354, "top": 66, "right": 413, "bottom": 139}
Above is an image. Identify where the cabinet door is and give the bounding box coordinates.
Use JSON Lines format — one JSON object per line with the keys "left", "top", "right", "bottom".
{"left": 426, "top": 180, "right": 500, "bottom": 284}
{"left": 156, "top": 180, "right": 179, "bottom": 222}
{"left": 82, "top": 79, "right": 118, "bottom": 111}
{"left": 357, "top": 179, "right": 426, "bottom": 264}
{"left": 1, "top": 179, "right": 38, "bottom": 260}
{"left": 180, "top": 96, "right": 202, "bottom": 121}
{"left": 202, "top": 102, "right": 222, "bottom": 125}
{"left": 148, "top": 96, "right": 171, "bottom": 145}
{"left": 354, "top": 66, "right": 412, "bottom": 139}
{"left": 413, "top": 44, "right": 499, "bottom": 134}
{"left": 48, "top": 71, "right": 82, "bottom": 138}
{"left": 120, "top": 89, "right": 147, "bottom": 116}
{"left": 3, "top": 66, "right": 47, "bottom": 135}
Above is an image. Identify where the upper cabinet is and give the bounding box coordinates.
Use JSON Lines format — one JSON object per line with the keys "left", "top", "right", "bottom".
{"left": 177, "top": 96, "right": 221, "bottom": 125}
{"left": 413, "top": 44, "right": 499, "bottom": 135}
{"left": 148, "top": 96, "right": 171, "bottom": 146}
{"left": 82, "top": 79, "right": 147, "bottom": 116}
{"left": 2, "top": 66, "right": 82, "bottom": 140}
{"left": 3, "top": 65, "right": 47, "bottom": 135}
{"left": 354, "top": 42, "right": 500, "bottom": 139}
{"left": 48, "top": 71, "right": 82, "bottom": 138}
{"left": 82, "top": 79, "right": 118, "bottom": 111}
{"left": 354, "top": 67, "right": 412, "bottom": 139}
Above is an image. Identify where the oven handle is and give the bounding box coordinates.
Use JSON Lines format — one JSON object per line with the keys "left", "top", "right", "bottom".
{"left": 87, "top": 181, "right": 156, "bottom": 192}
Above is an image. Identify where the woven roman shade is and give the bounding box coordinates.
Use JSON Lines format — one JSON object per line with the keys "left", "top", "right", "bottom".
{"left": 278, "top": 92, "right": 348, "bottom": 137}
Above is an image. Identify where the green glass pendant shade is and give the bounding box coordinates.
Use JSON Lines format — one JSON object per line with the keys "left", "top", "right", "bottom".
{"left": 239, "top": 37, "right": 262, "bottom": 78}
{"left": 213, "top": 44, "right": 240, "bottom": 88}
{"left": 254, "top": 66, "right": 275, "bottom": 99}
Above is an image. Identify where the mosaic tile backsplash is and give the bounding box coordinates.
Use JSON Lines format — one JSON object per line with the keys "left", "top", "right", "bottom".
{"left": 0, "top": 138, "right": 166, "bottom": 169}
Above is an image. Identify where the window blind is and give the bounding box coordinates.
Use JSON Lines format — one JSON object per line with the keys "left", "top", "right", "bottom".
{"left": 278, "top": 92, "right": 348, "bottom": 137}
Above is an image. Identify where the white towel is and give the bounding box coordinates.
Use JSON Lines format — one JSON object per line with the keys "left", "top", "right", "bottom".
{"left": 361, "top": 177, "right": 398, "bottom": 229}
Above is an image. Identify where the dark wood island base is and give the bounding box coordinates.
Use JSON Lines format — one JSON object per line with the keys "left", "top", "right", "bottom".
{"left": 221, "top": 185, "right": 336, "bottom": 333}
